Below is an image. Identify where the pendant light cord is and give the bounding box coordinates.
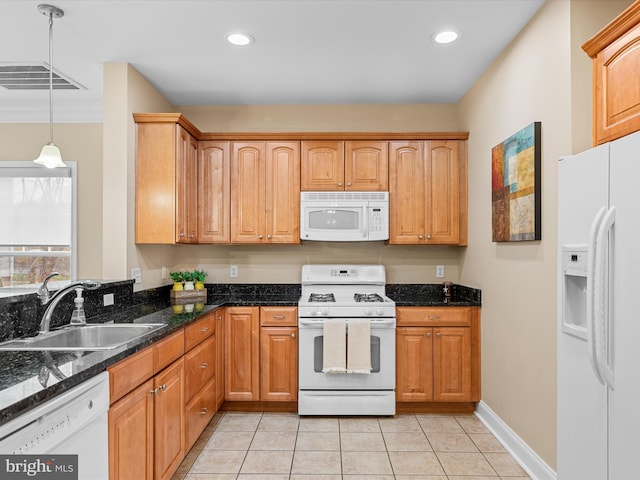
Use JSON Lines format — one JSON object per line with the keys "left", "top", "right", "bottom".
{"left": 48, "top": 12, "right": 54, "bottom": 144}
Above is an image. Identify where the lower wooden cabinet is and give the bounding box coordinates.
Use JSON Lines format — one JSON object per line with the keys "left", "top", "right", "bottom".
{"left": 185, "top": 377, "right": 216, "bottom": 449}
{"left": 260, "top": 326, "right": 298, "bottom": 401}
{"left": 396, "top": 307, "right": 480, "bottom": 404}
{"left": 225, "top": 306, "right": 260, "bottom": 401}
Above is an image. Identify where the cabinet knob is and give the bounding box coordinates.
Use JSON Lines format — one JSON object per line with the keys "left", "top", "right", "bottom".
{"left": 418, "top": 235, "right": 423, "bottom": 240}
{"left": 338, "top": 182, "right": 343, "bottom": 187}
{"left": 189, "top": 234, "right": 194, "bottom": 239}
{"left": 179, "top": 232, "right": 185, "bottom": 237}
{"left": 436, "top": 332, "right": 441, "bottom": 337}
{"left": 200, "top": 407, "right": 209, "bottom": 415}
{"left": 347, "top": 182, "right": 352, "bottom": 186}
{"left": 267, "top": 234, "right": 272, "bottom": 239}
{"left": 291, "top": 333, "right": 296, "bottom": 338}
{"left": 216, "top": 316, "right": 222, "bottom": 321}
{"left": 427, "top": 234, "right": 432, "bottom": 239}
{"left": 200, "top": 362, "right": 209, "bottom": 369}
{"left": 201, "top": 327, "right": 209, "bottom": 332}
{"left": 160, "top": 383, "right": 167, "bottom": 391}
{"left": 259, "top": 235, "right": 263, "bottom": 239}
{"left": 426, "top": 332, "right": 431, "bottom": 337}
{"left": 150, "top": 388, "right": 159, "bottom": 395}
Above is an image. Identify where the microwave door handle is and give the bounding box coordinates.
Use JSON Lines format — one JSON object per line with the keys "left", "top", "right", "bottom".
{"left": 362, "top": 203, "right": 368, "bottom": 238}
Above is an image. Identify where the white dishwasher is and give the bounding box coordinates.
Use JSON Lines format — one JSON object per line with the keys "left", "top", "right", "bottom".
{"left": 0, "top": 371, "right": 109, "bottom": 480}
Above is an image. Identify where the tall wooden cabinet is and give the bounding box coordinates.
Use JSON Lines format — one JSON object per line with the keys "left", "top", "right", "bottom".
{"left": 301, "top": 140, "right": 388, "bottom": 191}
{"left": 231, "top": 142, "right": 300, "bottom": 244}
{"left": 389, "top": 140, "right": 467, "bottom": 245}
{"left": 225, "top": 306, "right": 260, "bottom": 400}
{"left": 396, "top": 307, "right": 480, "bottom": 410}
{"left": 134, "top": 114, "right": 200, "bottom": 244}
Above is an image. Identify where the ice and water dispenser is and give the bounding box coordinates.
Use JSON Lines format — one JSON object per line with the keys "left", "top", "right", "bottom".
{"left": 561, "top": 245, "right": 588, "bottom": 340}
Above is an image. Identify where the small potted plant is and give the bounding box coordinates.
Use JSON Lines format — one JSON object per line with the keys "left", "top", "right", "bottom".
{"left": 169, "top": 271, "right": 184, "bottom": 291}
{"left": 192, "top": 269, "right": 208, "bottom": 290}
{"left": 183, "top": 271, "right": 195, "bottom": 290}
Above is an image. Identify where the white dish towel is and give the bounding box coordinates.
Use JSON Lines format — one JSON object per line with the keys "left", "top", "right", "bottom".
{"left": 322, "top": 319, "right": 347, "bottom": 373}
{"left": 347, "top": 319, "right": 372, "bottom": 374}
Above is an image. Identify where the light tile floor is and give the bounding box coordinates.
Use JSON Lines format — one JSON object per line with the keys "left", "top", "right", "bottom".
{"left": 172, "top": 412, "right": 530, "bottom": 480}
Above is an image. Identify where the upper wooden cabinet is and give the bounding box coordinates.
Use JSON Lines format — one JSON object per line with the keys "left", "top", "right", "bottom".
{"left": 389, "top": 140, "right": 468, "bottom": 245}
{"left": 231, "top": 141, "right": 300, "bottom": 244}
{"left": 198, "top": 141, "right": 230, "bottom": 243}
{"left": 582, "top": 2, "right": 640, "bottom": 145}
{"left": 134, "top": 114, "right": 200, "bottom": 244}
{"left": 301, "top": 140, "right": 388, "bottom": 191}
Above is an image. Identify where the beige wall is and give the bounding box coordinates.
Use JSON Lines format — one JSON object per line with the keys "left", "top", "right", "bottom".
{"left": 0, "top": 123, "right": 103, "bottom": 279}
{"left": 457, "top": 0, "right": 633, "bottom": 469}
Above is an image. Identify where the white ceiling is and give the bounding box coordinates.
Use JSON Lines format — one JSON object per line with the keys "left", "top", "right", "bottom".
{"left": 0, "top": 0, "right": 545, "bottom": 123}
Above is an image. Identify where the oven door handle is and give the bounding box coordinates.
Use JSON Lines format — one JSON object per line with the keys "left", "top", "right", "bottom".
{"left": 298, "top": 318, "right": 396, "bottom": 327}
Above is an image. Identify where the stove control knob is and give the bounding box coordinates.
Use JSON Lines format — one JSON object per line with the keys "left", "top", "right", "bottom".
{"left": 364, "top": 307, "right": 374, "bottom": 316}
{"left": 308, "top": 310, "right": 317, "bottom": 316}
{"left": 321, "top": 308, "right": 330, "bottom": 316}
{"left": 375, "top": 307, "right": 385, "bottom": 316}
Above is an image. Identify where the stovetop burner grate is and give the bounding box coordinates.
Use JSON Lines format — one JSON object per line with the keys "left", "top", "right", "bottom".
{"left": 354, "top": 293, "right": 384, "bottom": 303}
{"left": 308, "top": 293, "right": 336, "bottom": 303}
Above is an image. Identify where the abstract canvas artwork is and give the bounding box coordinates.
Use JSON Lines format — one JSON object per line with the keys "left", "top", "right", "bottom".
{"left": 491, "top": 122, "right": 541, "bottom": 242}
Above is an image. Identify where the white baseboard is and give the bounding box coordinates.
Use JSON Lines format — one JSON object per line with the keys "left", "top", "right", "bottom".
{"left": 475, "top": 400, "right": 557, "bottom": 480}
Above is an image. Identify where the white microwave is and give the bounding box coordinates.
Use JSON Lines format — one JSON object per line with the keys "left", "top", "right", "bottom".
{"left": 300, "top": 191, "right": 389, "bottom": 242}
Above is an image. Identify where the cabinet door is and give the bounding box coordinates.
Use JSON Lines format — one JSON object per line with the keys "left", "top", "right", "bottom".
{"left": 176, "top": 126, "right": 198, "bottom": 243}
{"left": 198, "top": 141, "right": 230, "bottom": 243}
{"left": 154, "top": 358, "right": 185, "bottom": 480}
{"left": 265, "top": 142, "right": 300, "bottom": 243}
{"left": 425, "top": 140, "right": 460, "bottom": 244}
{"left": 231, "top": 142, "right": 266, "bottom": 243}
{"left": 109, "top": 379, "right": 154, "bottom": 480}
{"left": 433, "top": 327, "right": 472, "bottom": 402}
{"left": 135, "top": 122, "right": 177, "bottom": 244}
{"left": 301, "top": 141, "right": 345, "bottom": 190}
{"left": 388, "top": 142, "right": 426, "bottom": 244}
{"left": 214, "top": 309, "right": 225, "bottom": 409}
{"left": 345, "top": 141, "right": 388, "bottom": 190}
{"left": 396, "top": 327, "right": 433, "bottom": 402}
{"left": 225, "top": 307, "right": 260, "bottom": 401}
{"left": 260, "top": 326, "right": 298, "bottom": 401}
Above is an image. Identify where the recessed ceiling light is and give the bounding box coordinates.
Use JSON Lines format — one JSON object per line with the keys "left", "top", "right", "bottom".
{"left": 432, "top": 30, "right": 460, "bottom": 44}
{"left": 226, "top": 32, "right": 254, "bottom": 46}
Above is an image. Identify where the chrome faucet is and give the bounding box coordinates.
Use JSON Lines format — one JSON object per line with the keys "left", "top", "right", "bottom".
{"left": 37, "top": 271, "right": 61, "bottom": 305}
{"left": 39, "top": 280, "right": 101, "bottom": 334}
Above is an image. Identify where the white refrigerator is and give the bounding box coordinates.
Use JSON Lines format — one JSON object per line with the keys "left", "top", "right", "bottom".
{"left": 557, "top": 129, "right": 640, "bottom": 480}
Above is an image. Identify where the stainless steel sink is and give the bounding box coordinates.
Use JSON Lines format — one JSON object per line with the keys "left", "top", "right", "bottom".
{"left": 0, "top": 324, "right": 166, "bottom": 351}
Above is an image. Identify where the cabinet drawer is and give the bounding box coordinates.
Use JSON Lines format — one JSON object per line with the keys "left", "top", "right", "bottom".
{"left": 184, "top": 336, "right": 215, "bottom": 401}
{"left": 108, "top": 346, "right": 154, "bottom": 404}
{"left": 184, "top": 313, "right": 215, "bottom": 351}
{"left": 397, "top": 307, "right": 471, "bottom": 327}
{"left": 185, "top": 377, "right": 216, "bottom": 450}
{"left": 154, "top": 329, "right": 185, "bottom": 373}
{"left": 260, "top": 306, "right": 298, "bottom": 326}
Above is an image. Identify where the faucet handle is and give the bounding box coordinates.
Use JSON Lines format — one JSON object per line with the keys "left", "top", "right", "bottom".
{"left": 37, "top": 272, "right": 61, "bottom": 304}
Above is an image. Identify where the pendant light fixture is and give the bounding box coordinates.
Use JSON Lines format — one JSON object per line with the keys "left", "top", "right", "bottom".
{"left": 34, "top": 4, "right": 66, "bottom": 169}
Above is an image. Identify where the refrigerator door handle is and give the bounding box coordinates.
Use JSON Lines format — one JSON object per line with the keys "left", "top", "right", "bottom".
{"left": 594, "top": 206, "right": 616, "bottom": 390}
{"left": 587, "top": 206, "right": 607, "bottom": 385}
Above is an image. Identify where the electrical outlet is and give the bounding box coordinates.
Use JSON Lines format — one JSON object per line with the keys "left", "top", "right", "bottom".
{"left": 436, "top": 265, "right": 445, "bottom": 278}
{"left": 103, "top": 293, "right": 114, "bottom": 307}
{"left": 132, "top": 267, "right": 142, "bottom": 284}
{"left": 230, "top": 265, "right": 238, "bottom": 278}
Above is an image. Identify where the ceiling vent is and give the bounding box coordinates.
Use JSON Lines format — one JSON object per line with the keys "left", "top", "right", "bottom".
{"left": 0, "top": 63, "right": 82, "bottom": 90}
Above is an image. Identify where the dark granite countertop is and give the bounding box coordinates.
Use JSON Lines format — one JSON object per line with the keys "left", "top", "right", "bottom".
{"left": 0, "top": 283, "right": 479, "bottom": 427}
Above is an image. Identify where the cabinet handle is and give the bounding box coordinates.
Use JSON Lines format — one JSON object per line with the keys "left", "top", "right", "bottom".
{"left": 200, "top": 327, "right": 209, "bottom": 332}
{"left": 418, "top": 235, "right": 423, "bottom": 240}
{"left": 426, "top": 332, "right": 431, "bottom": 337}
{"left": 274, "top": 315, "right": 285, "bottom": 319}
{"left": 200, "top": 407, "right": 209, "bottom": 414}
{"left": 160, "top": 384, "right": 167, "bottom": 391}
{"left": 291, "top": 333, "right": 296, "bottom": 338}
{"left": 199, "top": 363, "right": 209, "bottom": 369}
{"left": 216, "top": 316, "right": 222, "bottom": 321}
{"left": 428, "top": 315, "right": 440, "bottom": 320}
{"left": 179, "top": 232, "right": 185, "bottom": 237}
{"left": 150, "top": 388, "right": 159, "bottom": 395}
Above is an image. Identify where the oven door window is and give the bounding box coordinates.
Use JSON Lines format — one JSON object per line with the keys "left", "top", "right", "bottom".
{"left": 307, "top": 208, "right": 360, "bottom": 230}
{"left": 314, "top": 335, "right": 381, "bottom": 373}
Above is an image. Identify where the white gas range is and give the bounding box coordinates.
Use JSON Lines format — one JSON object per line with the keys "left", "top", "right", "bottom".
{"left": 298, "top": 264, "right": 396, "bottom": 416}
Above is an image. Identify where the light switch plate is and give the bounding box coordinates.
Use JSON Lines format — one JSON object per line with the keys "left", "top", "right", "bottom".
{"left": 103, "top": 293, "right": 114, "bottom": 307}
{"left": 436, "top": 265, "right": 445, "bottom": 278}
{"left": 230, "top": 265, "right": 238, "bottom": 278}
{"left": 132, "top": 267, "right": 142, "bottom": 284}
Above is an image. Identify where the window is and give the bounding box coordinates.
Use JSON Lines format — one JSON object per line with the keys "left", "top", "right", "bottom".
{"left": 0, "top": 161, "right": 77, "bottom": 287}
